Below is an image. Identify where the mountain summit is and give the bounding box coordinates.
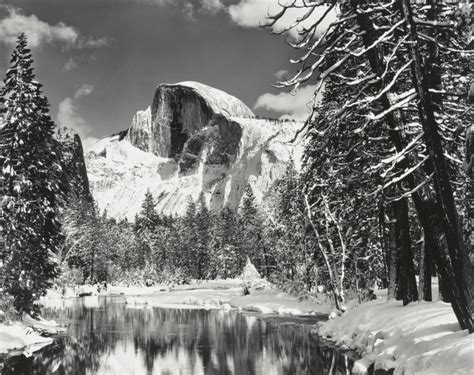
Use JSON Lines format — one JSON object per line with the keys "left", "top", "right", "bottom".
{"left": 126, "top": 81, "right": 255, "bottom": 158}
{"left": 86, "top": 82, "right": 303, "bottom": 220}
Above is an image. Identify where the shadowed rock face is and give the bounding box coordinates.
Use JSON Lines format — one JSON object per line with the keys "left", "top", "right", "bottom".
{"left": 126, "top": 82, "right": 254, "bottom": 159}
{"left": 179, "top": 115, "right": 243, "bottom": 175}
{"left": 56, "top": 128, "right": 92, "bottom": 201}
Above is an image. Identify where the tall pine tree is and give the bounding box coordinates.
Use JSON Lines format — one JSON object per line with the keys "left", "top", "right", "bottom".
{"left": 134, "top": 189, "right": 159, "bottom": 267}
{"left": 0, "top": 34, "right": 64, "bottom": 314}
{"left": 195, "top": 193, "right": 211, "bottom": 279}
{"left": 240, "top": 184, "right": 265, "bottom": 274}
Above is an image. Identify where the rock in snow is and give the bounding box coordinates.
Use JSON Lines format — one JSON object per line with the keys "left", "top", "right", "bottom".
{"left": 87, "top": 81, "right": 304, "bottom": 220}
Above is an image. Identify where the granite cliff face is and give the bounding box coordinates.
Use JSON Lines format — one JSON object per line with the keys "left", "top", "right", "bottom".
{"left": 87, "top": 82, "right": 303, "bottom": 220}
{"left": 56, "top": 128, "right": 92, "bottom": 201}
{"left": 126, "top": 82, "right": 254, "bottom": 158}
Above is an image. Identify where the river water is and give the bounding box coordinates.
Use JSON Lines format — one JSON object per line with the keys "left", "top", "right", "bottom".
{"left": 1, "top": 296, "right": 355, "bottom": 374}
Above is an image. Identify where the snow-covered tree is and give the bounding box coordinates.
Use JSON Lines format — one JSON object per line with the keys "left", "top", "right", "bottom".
{"left": 268, "top": 0, "right": 472, "bottom": 330}
{"left": 240, "top": 185, "right": 265, "bottom": 274}
{"left": 134, "top": 189, "right": 159, "bottom": 267}
{"left": 0, "top": 34, "right": 64, "bottom": 314}
{"left": 195, "top": 193, "right": 212, "bottom": 279}
{"left": 210, "top": 207, "right": 241, "bottom": 278}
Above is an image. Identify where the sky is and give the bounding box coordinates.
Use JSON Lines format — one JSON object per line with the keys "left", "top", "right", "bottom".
{"left": 0, "top": 0, "right": 328, "bottom": 149}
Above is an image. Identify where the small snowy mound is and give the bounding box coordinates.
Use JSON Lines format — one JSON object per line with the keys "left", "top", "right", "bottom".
{"left": 240, "top": 259, "right": 271, "bottom": 290}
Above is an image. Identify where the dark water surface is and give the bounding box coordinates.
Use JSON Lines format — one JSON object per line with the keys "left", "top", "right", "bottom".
{"left": 1, "top": 296, "right": 354, "bottom": 374}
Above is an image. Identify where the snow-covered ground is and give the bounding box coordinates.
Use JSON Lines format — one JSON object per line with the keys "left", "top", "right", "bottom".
{"left": 49, "top": 278, "right": 331, "bottom": 316}
{"left": 118, "top": 287, "right": 331, "bottom": 316}
{"left": 318, "top": 290, "right": 474, "bottom": 374}
{"left": 0, "top": 315, "right": 63, "bottom": 356}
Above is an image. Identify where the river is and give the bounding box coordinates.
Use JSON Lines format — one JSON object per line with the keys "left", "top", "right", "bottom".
{"left": 1, "top": 296, "right": 356, "bottom": 374}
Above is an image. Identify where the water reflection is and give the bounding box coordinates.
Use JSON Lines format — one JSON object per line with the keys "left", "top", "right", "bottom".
{"left": 1, "top": 297, "right": 353, "bottom": 374}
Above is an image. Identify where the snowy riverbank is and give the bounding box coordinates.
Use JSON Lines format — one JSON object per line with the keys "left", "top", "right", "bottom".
{"left": 0, "top": 315, "right": 63, "bottom": 356}
{"left": 317, "top": 292, "right": 474, "bottom": 374}
{"left": 41, "top": 279, "right": 332, "bottom": 317}
{"left": 119, "top": 287, "right": 331, "bottom": 316}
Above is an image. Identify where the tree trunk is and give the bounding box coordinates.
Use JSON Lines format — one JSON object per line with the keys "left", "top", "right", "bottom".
{"left": 387, "top": 209, "right": 400, "bottom": 301}
{"left": 439, "top": 272, "right": 451, "bottom": 303}
{"left": 379, "top": 200, "right": 389, "bottom": 289}
{"left": 400, "top": 0, "right": 473, "bottom": 332}
{"left": 419, "top": 234, "right": 433, "bottom": 301}
{"left": 395, "top": 198, "right": 419, "bottom": 305}
{"left": 464, "top": 125, "right": 474, "bottom": 310}
{"left": 304, "top": 193, "right": 343, "bottom": 311}
{"left": 419, "top": 233, "right": 425, "bottom": 301}
{"left": 423, "top": 237, "right": 433, "bottom": 301}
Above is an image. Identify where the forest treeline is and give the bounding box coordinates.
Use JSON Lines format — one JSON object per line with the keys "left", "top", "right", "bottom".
{"left": 62, "top": 168, "right": 341, "bottom": 297}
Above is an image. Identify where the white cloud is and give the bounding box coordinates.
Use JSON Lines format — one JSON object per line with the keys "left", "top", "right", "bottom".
{"left": 117, "top": 0, "right": 224, "bottom": 18}
{"left": 64, "top": 57, "right": 78, "bottom": 71}
{"left": 254, "top": 84, "right": 321, "bottom": 120}
{"left": 0, "top": 5, "right": 110, "bottom": 49}
{"left": 274, "top": 69, "right": 289, "bottom": 80}
{"left": 200, "top": 0, "right": 224, "bottom": 14}
{"left": 57, "top": 84, "right": 97, "bottom": 151}
{"left": 74, "top": 84, "right": 94, "bottom": 98}
{"left": 183, "top": 2, "right": 195, "bottom": 21}
{"left": 228, "top": 0, "right": 336, "bottom": 39}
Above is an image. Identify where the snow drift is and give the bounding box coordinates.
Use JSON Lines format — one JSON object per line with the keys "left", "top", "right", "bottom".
{"left": 318, "top": 291, "right": 474, "bottom": 375}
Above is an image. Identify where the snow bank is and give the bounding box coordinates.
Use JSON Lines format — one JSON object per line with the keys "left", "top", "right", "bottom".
{"left": 115, "top": 284, "right": 330, "bottom": 317}
{"left": 317, "top": 296, "right": 474, "bottom": 374}
{"left": 0, "top": 315, "right": 63, "bottom": 356}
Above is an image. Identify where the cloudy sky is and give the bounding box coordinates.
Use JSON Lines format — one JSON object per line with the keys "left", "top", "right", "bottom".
{"left": 0, "top": 0, "right": 325, "bottom": 148}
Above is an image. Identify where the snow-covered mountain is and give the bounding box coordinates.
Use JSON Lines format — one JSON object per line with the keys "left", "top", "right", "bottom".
{"left": 86, "top": 81, "right": 304, "bottom": 221}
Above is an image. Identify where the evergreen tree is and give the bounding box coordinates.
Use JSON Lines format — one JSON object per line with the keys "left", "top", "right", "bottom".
{"left": 195, "top": 193, "right": 211, "bottom": 279}
{"left": 63, "top": 196, "right": 102, "bottom": 283}
{"left": 240, "top": 184, "right": 265, "bottom": 274}
{"left": 273, "top": 161, "right": 313, "bottom": 285}
{"left": 179, "top": 197, "right": 198, "bottom": 278}
{"left": 0, "top": 34, "right": 64, "bottom": 314}
{"left": 211, "top": 207, "right": 241, "bottom": 278}
{"left": 134, "top": 189, "right": 159, "bottom": 267}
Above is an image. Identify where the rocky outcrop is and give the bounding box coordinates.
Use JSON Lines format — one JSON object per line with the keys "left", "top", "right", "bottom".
{"left": 126, "top": 107, "right": 152, "bottom": 153}
{"left": 56, "top": 127, "right": 92, "bottom": 201}
{"left": 87, "top": 82, "right": 303, "bottom": 220}
{"left": 126, "top": 82, "right": 254, "bottom": 158}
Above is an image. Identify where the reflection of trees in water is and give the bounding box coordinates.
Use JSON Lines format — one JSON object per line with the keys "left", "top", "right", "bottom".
{"left": 1, "top": 298, "right": 353, "bottom": 374}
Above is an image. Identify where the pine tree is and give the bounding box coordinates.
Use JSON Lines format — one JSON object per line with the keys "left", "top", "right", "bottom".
{"left": 273, "top": 161, "right": 311, "bottom": 284}
{"left": 0, "top": 34, "right": 64, "bottom": 314}
{"left": 195, "top": 193, "right": 211, "bottom": 279}
{"left": 134, "top": 189, "right": 159, "bottom": 267}
{"left": 180, "top": 197, "right": 198, "bottom": 278}
{"left": 240, "top": 184, "right": 265, "bottom": 274}
{"left": 212, "top": 207, "right": 241, "bottom": 278}
{"left": 139, "top": 189, "right": 159, "bottom": 231}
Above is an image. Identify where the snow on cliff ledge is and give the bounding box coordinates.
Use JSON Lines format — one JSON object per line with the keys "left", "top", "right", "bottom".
{"left": 175, "top": 81, "right": 255, "bottom": 118}
{"left": 86, "top": 82, "right": 304, "bottom": 220}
